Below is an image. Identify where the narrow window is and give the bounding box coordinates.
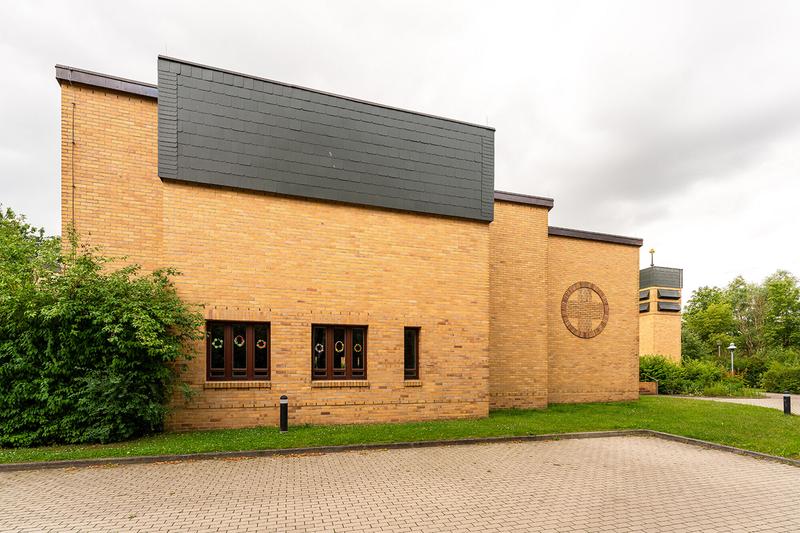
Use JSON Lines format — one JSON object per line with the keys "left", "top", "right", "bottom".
{"left": 206, "top": 321, "right": 270, "bottom": 381}
{"left": 404, "top": 327, "right": 419, "bottom": 380}
{"left": 311, "top": 325, "right": 367, "bottom": 380}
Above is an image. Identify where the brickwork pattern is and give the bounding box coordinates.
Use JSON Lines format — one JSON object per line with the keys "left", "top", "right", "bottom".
{"left": 59, "top": 80, "right": 643, "bottom": 428}
{"left": 3, "top": 437, "right": 800, "bottom": 532}
{"left": 60, "top": 82, "right": 490, "bottom": 430}
{"left": 561, "top": 282, "right": 609, "bottom": 339}
{"left": 488, "top": 201, "right": 549, "bottom": 409}
{"left": 60, "top": 84, "right": 162, "bottom": 272}
{"left": 548, "top": 236, "right": 640, "bottom": 403}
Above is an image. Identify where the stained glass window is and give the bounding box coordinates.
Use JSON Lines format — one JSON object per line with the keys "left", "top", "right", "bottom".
{"left": 254, "top": 324, "right": 269, "bottom": 379}
{"left": 206, "top": 322, "right": 270, "bottom": 381}
{"left": 209, "top": 324, "right": 225, "bottom": 379}
{"left": 311, "top": 325, "right": 367, "bottom": 380}
{"left": 312, "top": 326, "right": 327, "bottom": 379}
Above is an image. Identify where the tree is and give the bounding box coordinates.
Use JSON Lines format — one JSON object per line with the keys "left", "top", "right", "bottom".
{"left": 680, "top": 327, "right": 708, "bottom": 360}
{"left": 763, "top": 271, "right": 800, "bottom": 348}
{"left": 681, "top": 269, "right": 800, "bottom": 389}
{"left": 0, "top": 207, "right": 202, "bottom": 446}
{"left": 683, "top": 299, "right": 736, "bottom": 350}
{"left": 725, "top": 276, "right": 767, "bottom": 355}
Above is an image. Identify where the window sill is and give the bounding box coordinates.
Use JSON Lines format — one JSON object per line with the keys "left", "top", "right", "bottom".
{"left": 311, "top": 380, "right": 370, "bottom": 389}
{"left": 204, "top": 381, "right": 271, "bottom": 390}
{"left": 403, "top": 380, "right": 422, "bottom": 387}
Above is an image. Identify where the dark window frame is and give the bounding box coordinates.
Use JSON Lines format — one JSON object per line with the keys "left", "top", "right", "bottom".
{"left": 206, "top": 320, "right": 270, "bottom": 381}
{"left": 404, "top": 327, "right": 420, "bottom": 380}
{"left": 311, "top": 324, "right": 368, "bottom": 380}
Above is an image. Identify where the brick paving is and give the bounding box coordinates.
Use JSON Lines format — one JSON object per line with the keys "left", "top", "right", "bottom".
{"left": 1, "top": 436, "right": 799, "bottom": 532}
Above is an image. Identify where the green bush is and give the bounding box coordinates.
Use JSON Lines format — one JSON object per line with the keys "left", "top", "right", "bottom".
{"left": 639, "top": 355, "right": 760, "bottom": 397}
{"left": 682, "top": 359, "right": 725, "bottom": 393}
{"left": 639, "top": 355, "right": 687, "bottom": 395}
{"left": 0, "top": 208, "right": 202, "bottom": 447}
{"left": 736, "top": 354, "right": 769, "bottom": 387}
{"left": 701, "top": 375, "right": 762, "bottom": 397}
{"left": 760, "top": 361, "right": 800, "bottom": 394}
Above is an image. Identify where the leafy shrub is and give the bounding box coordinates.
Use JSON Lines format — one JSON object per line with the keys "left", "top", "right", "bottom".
{"left": 736, "top": 353, "right": 770, "bottom": 387}
{"left": 639, "top": 355, "right": 760, "bottom": 397}
{"left": 702, "top": 382, "right": 737, "bottom": 397}
{"left": 760, "top": 362, "right": 800, "bottom": 394}
{"left": 682, "top": 359, "right": 725, "bottom": 392}
{"left": 0, "top": 209, "right": 202, "bottom": 447}
{"left": 639, "top": 355, "right": 687, "bottom": 395}
{"left": 701, "top": 375, "right": 762, "bottom": 397}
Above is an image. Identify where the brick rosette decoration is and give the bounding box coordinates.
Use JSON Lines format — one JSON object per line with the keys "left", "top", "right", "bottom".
{"left": 561, "top": 281, "right": 609, "bottom": 339}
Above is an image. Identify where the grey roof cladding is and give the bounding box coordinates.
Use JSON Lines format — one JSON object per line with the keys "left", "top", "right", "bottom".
{"left": 640, "top": 266, "right": 684, "bottom": 289}
{"left": 157, "top": 56, "right": 495, "bottom": 221}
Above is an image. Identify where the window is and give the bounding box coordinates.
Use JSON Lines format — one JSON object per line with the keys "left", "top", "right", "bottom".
{"left": 312, "top": 325, "right": 366, "bottom": 380}
{"left": 206, "top": 321, "right": 270, "bottom": 380}
{"left": 404, "top": 327, "right": 419, "bottom": 379}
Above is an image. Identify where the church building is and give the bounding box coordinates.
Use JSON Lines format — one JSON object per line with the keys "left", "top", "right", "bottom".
{"left": 56, "top": 57, "right": 646, "bottom": 430}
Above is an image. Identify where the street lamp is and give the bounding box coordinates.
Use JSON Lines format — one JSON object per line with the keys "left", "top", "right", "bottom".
{"left": 728, "top": 342, "right": 736, "bottom": 374}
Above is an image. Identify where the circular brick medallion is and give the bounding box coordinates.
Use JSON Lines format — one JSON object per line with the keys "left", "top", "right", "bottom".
{"left": 560, "top": 281, "right": 609, "bottom": 339}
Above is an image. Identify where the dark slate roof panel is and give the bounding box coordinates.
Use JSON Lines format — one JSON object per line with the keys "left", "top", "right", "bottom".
{"left": 158, "top": 56, "right": 494, "bottom": 221}
{"left": 640, "top": 266, "right": 684, "bottom": 289}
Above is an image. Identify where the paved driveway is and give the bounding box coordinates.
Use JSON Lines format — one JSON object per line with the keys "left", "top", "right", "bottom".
{"left": 1, "top": 436, "right": 798, "bottom": 532}
{"left": 687, "top": 392, "right": 800, "bottom": 415}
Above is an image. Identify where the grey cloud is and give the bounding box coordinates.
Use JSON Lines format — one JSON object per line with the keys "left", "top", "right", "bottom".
{"left": 1, "top": 0, "right": 799, "bottom": 300}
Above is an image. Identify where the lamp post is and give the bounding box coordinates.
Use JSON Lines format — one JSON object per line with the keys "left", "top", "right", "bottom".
{"left": 728, "top": 342, "right": 736, "bottom": 374}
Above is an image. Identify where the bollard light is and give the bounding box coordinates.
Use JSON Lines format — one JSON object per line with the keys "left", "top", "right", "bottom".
{"left": 727, "top": 342, "right": 736, "bottom": 374}
{"left": 280, "top": 395, "right": 288, "bottom": 433}
{"left": 784, "top": 393, "right": 792, "bottom": 415}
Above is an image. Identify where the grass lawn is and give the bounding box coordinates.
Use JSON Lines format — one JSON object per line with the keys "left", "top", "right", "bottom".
{"left": 1, "top": 396, "right": 798, "bottom": 464}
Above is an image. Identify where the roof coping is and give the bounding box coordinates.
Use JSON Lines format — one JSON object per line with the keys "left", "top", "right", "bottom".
{"left": 548, "top": 226, "right": 643, "bottom": 247}
{"left": 55, "top": 65, "right": 158, "bottom": 99}
{"left": 494, "top": 190, "right": 554, "bottom": 210}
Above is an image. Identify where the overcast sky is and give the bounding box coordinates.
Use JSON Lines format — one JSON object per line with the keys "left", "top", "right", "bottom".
{"left": 1, "top": 0, "right": 799, "bottom": 299}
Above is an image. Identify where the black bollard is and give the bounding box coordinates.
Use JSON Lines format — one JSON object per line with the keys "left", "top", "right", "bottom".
{"left": 784, "top": 393, "right": 791, "bottom": 415}
{"left": 280, "top": 395, "right": 289, "bottom": 432}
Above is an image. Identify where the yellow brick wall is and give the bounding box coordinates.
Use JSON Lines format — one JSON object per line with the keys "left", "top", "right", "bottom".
{"left": 488, "top": 201, "right": 549, "bottom": 409}
{"left": 60, "top": 84, "right": 162, "bottom": 271}
{"left": 639, "top": 288, "right": 682, "bottom": 362}
{"left": 59, "top": 80, "right": 645, "bottom": 430}
{"left": 547, "top": 236, "right": 640, "bottom": 403}
{"left": 163, "top": 182, "right": 490, "bottom": 430}
{"left": 60, "top": 82, "right": 490, "bottom": 431}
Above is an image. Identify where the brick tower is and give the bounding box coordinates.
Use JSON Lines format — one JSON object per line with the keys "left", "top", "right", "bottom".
{"left": 639, "top": 258, "right": 683, "bottom": 362}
